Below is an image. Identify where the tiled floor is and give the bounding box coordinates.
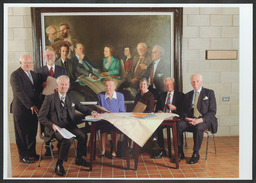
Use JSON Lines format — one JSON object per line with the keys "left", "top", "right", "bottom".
{"left": 10, "top": 136, "right": 239, "bottom": 179}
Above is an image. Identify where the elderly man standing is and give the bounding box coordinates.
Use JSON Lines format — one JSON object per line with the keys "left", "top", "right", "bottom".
{"left": 144, "top": 45, "right": 170, "bottom": 99}
{"left": 177, "top": 73, "right": 218, "bottom": 164}
{"left": 152, "top": 77, "right": 184, "bottom": 159}
{"left": 38, "top": 75, "right": 101, "bottom": 176}
{"left": 10, "top": 55, "right": 41, "bottom": 164}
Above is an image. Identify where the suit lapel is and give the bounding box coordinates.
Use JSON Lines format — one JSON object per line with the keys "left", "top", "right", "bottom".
{"left": 66, "top": 94, "right": 73, "bottom": 121}
{"left": 19, "top": 68, "right": 34, "bottom": 86}
{"left": 198, "top": 87, "right": 205, "bottom": 112}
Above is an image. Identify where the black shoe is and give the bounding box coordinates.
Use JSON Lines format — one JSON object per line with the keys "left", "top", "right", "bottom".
{"left": 20, "top": 158, "right": 33, "bottom": 164}
{"left": 30, "top": 154, "right": 40, "bottom": 160}
{"left": 55, "top": 162, "right": 66, "bottom": 176}
{"left": 178, "top": 153, "right": 185, "bottom": 162}
{"left": 75, "top": 158, "right": 90, "bottom": 167}
{"left": 152, "top": 140, "right": 160, "bottom": 149}
{"left": 188, "top": 153, "right": 200, "bottom": 164}
{"left": 152, "top": 150, "right": 166, "bottom": 159}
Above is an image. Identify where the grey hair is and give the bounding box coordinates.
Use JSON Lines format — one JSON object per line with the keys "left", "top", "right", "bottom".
{"left": 45, "top": 25, "right": 56, "bottom": 34}
{"left": 56, "top": 75, "right": 70, "bottom": 84}
{"left": 164, "top": 77, "right": 175, "bottom": 85}
{"left": 139, "top": 77, "right": 149, "bottom": 86}
{"left": 153, "top": 44, "right": 165, "bottom": 55}
{"left": 137, "top": 42, "right": 148, "bottom": 49}
{"left": 44, "top": 49, "right": 56, "bottom": 57}
{"left": 190, "top": 73, "right": 203, "bottom": 81}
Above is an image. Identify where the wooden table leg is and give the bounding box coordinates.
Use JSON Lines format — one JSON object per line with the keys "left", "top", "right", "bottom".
{"left": 124, "top": 135, "right": 130, "bottom": 170}
{"left": 171, "top": 122, "right": 179, "bottom": 169}
{"left": 89, "top": 123, "right": 96, "bottom": 171}
{"left": 167, "top": 126, "right": 172, "bottom": 158}
{"left": 134, "top": 142, "right": 140, "bottom": 171}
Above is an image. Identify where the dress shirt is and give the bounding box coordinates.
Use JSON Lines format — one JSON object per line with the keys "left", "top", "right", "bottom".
{"left": 105, "top": 91, "right": 117, "bottom": 100}
{"left": 47, "top": 64, "right": 55, "bottom": 73}
{"left": 58, "top": 92, "right": 66, "bottom": 103}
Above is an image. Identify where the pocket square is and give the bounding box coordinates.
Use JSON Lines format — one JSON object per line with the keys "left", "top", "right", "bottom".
{"left": 72, "top": 103, "right": 75, "bottom": 107}
{"left": 203, "top": 96, "right": 208, "bottom": 100}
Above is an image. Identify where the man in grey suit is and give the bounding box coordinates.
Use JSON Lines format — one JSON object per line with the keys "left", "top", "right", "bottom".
{"left": 177, "top": 73, "right": 218, "bottom": 164}
{"left": 10, "top": 55, "right": 41, "bottom": 164}
{"left": 38, "top": 75, "right": 101, "bottom": 176}
{"left": 144, "top": 45, "right": 171, "bottom": 99}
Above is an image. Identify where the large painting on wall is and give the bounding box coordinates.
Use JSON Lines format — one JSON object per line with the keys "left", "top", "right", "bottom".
{"left": 31, "top": 7, "right": 183, "bottom": 103}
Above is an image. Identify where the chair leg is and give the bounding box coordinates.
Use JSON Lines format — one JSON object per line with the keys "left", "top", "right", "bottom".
{"left": 49, "top": 141, "right": 56, "bottom": 169}
{"left": 205, "top": 131, "right": 209, "bottom": 160}
{"left": 213, "top": 134, "right": 217, "bottom": 154}
{"left": 38, "top": 141, "right": 45, "bottom": 167}
{"left": 97, "top": 131, "right": 102, "bottom": 154}
{"left": 73, "top": 139, "right": 77, "bottom": 158}
{"left": 184, "top": 132, "right": 187, "bottom": 148}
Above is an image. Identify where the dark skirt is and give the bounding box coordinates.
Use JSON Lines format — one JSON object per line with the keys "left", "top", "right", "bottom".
{"left": 98, "top": 121, "right": 122, "bottom": 134}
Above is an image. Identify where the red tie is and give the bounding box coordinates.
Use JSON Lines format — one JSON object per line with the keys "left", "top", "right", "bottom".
{"left": 150, "top": 62, "right": 155, "bottom": 86}
{"left": 50, "top": 67, "right": 54, "bottom": 77}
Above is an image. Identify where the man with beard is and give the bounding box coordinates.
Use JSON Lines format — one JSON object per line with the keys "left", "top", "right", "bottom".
{"left": 59, "top": 24, "right": 78, "bottom": 58}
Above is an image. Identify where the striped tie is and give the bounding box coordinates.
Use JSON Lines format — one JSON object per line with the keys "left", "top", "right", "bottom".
{"left": 165, "top": 93, "right": 171, "bottom": 113}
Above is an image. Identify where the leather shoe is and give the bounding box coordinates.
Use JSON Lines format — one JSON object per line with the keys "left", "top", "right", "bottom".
{"left": 30, "top": 154, "right": 40, "bottom": 160}
{"left": 20, "top": 158, "right": 33, "bottom": 164}
{"left": 152, "top": 150, "right": 166, "bottom": 159}
{"left": 178, "top": 153, "right": 185, "bottom": 162}
{"left": 55, "top": 162, "right": 66, "bottom": 176}
{"left": 75, "top": 158, "right": 90, "bottom": 167}
{"left": 188, "top": 153, "right": 200, "bottom": 164}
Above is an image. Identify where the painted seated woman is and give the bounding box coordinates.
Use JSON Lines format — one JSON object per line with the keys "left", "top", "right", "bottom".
{"left": 97, "top": 77, "right": 125, "bottom": 159}
{"left": 100, "top": 45, "right": 120, "bottom": 77}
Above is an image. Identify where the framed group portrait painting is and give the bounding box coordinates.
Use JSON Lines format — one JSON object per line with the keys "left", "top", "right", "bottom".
{"left": 31, "top": 7, "right": 183, "bottom": 102}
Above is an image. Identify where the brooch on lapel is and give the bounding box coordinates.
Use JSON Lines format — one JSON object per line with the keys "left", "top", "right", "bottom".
{"left": 72, "top": 103, "right": 75, "bottom": 107}
{"left": 203, "top": 96, "right": 209, "bottom": 100}
{"left": 157, "top": 73, "right": 163, "bottom": 77}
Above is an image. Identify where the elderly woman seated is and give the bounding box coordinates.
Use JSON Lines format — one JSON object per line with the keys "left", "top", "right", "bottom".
{"left": 97, "top": 76, "right": 125, "bottom": 159}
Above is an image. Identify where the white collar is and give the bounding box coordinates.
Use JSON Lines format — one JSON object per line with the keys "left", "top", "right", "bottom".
{"left": 47, "top": 64, "right": 55, "bottom": 71}
{"left": 194, "top": 87, "right": 202, "bottom": 94}
{"left": 58, "top": 92, "right": 66, "bottom": 100}
{"left": 167, "top": 90, "right": 174, "bottom": 96}
{"left": 105, "top": 91, "right": 117, "bottom": 100}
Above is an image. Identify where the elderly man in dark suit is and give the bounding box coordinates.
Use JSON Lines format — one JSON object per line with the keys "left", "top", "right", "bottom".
{"left": 152, "top": 77, "right": 184, "bottom": 159}
{"left": 10, "top": 55, "right": 41, "bottom": 164}
{"left": 177, "top": 73, "right": 218, "bottom": 164}
{"left": 144, "top": 45, "right": 170, "bottom": 99}
{"left": 38, "top": 75, "right": 101, "bottom": 176}
{"left": 37, "top": 49, "right": 67, "bottom": 156}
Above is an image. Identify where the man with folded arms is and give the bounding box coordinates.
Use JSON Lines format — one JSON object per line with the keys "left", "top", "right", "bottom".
{"left": 38, "top": 75, "right": 101, "bottom": 176}
{"left": 177, "top": 73, "right": 217, "bottom": 164}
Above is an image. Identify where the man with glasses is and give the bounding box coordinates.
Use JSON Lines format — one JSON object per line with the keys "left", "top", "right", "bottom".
{"left": 10, "top": 55, "right": 42, "bottom": 164}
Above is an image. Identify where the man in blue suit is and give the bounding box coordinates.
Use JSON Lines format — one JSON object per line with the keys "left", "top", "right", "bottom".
{"left": 177, "top": 73, "right": 218, "bottom": 164}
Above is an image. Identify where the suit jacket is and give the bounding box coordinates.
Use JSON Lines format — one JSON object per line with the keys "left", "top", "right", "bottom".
{"left": 155, "top": 90, "right": 184, "bottom": 116}
{"left": 10, "top": 67, "right": 41, "bottom": 115}
{"left": 181, "top": 87, "right": 218, "bottom": 134}
{"left": 144, "top": 59, "right": 171, "bottom": 94}
{"left": 70, "top": 55, "right": 98, "bottom": 78}
{"left": 37, "top": 65, "right": 67, "bottom": 84}
{"left": 55, "top": 58, "right": 77, "bottom": 83}
{"left": 127, "top": 54, "right": 152, "bottom": 81}
{"left": 38, "top": 92, "right": 94, "bottom": 140}
{"left": 102, "top": 56, "right": 120, "bottom": 76}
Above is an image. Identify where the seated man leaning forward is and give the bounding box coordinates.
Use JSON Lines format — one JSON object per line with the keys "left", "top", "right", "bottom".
{"left": 38, "top": 75, "right": 101, "bottom": 176}
{"left": 177, "top": 73, "right": 218, "bottom": 164}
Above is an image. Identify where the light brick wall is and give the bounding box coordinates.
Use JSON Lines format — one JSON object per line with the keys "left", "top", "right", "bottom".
{"left": 7, "top": 7, "right": 239, "bottom": 143}
{"left": 183, "top": 7, "right": 239, "bottom": 136}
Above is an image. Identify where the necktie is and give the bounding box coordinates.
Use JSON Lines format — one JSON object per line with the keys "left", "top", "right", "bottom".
{"left": 27, "top": 71, "right": 34, "bottom": 85}
{"left": 165, "top": 93, "right": 171, "bottom": 113}
{"left": 194, "top": 92, "right": 200, "bottom": 118}
{"left": 150, "top": 62, "right": 155, "bottom": 86}
{"left": 60, "top": 96, "right": 65, "bottom": 107}
{"left": 50, "top": 67, "right": 54, "bottom": 77}
{"left": 64, "top": 61, "right": 67, "bottom": 67}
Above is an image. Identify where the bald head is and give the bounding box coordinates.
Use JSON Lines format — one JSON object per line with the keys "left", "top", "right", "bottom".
{"left": 20, "top": 55, "right": 33, "bottom": 72}
{"left": 190, "top": 73, "right": 203, "bottom": 91}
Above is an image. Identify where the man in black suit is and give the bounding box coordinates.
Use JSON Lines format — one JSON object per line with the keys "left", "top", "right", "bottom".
{"left": 177, "top": 73, "right": 218, "bottom": 164}
{"left": 10, "top": 55, "right": 41, "bottom": 164}
{"left": 37, "top": 49, "right": 67, "bottom": 156}
{"left": 38, "top": 75, "right": 101, "bottom": 176}
{"left": 152, "top": 77, "right": 184, "bottom": 159}
{"left": 144, "top": 45, "right": 170, "bottom": 99}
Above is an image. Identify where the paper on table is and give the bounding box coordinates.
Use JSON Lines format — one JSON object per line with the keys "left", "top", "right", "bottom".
{"left": 42, "top": 76, "right": 57, "bottom": 95}
{"left": 55, "top": 126, "right": 76, "bottom": 139}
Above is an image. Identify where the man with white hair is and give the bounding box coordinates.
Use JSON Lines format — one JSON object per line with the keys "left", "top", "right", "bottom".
{"left": 177, "top": 73, "right": 218, "bottom": 164}
{"left": 10, "top": 54, "right": 41, "bottom": 164}
{"left": 38, "top": 75, "right": 101, "bottom": 176}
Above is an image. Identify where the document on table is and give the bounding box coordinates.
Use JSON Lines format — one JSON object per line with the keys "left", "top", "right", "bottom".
{"left": 55, "top": 126, "right": 76, "bottom": 139}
